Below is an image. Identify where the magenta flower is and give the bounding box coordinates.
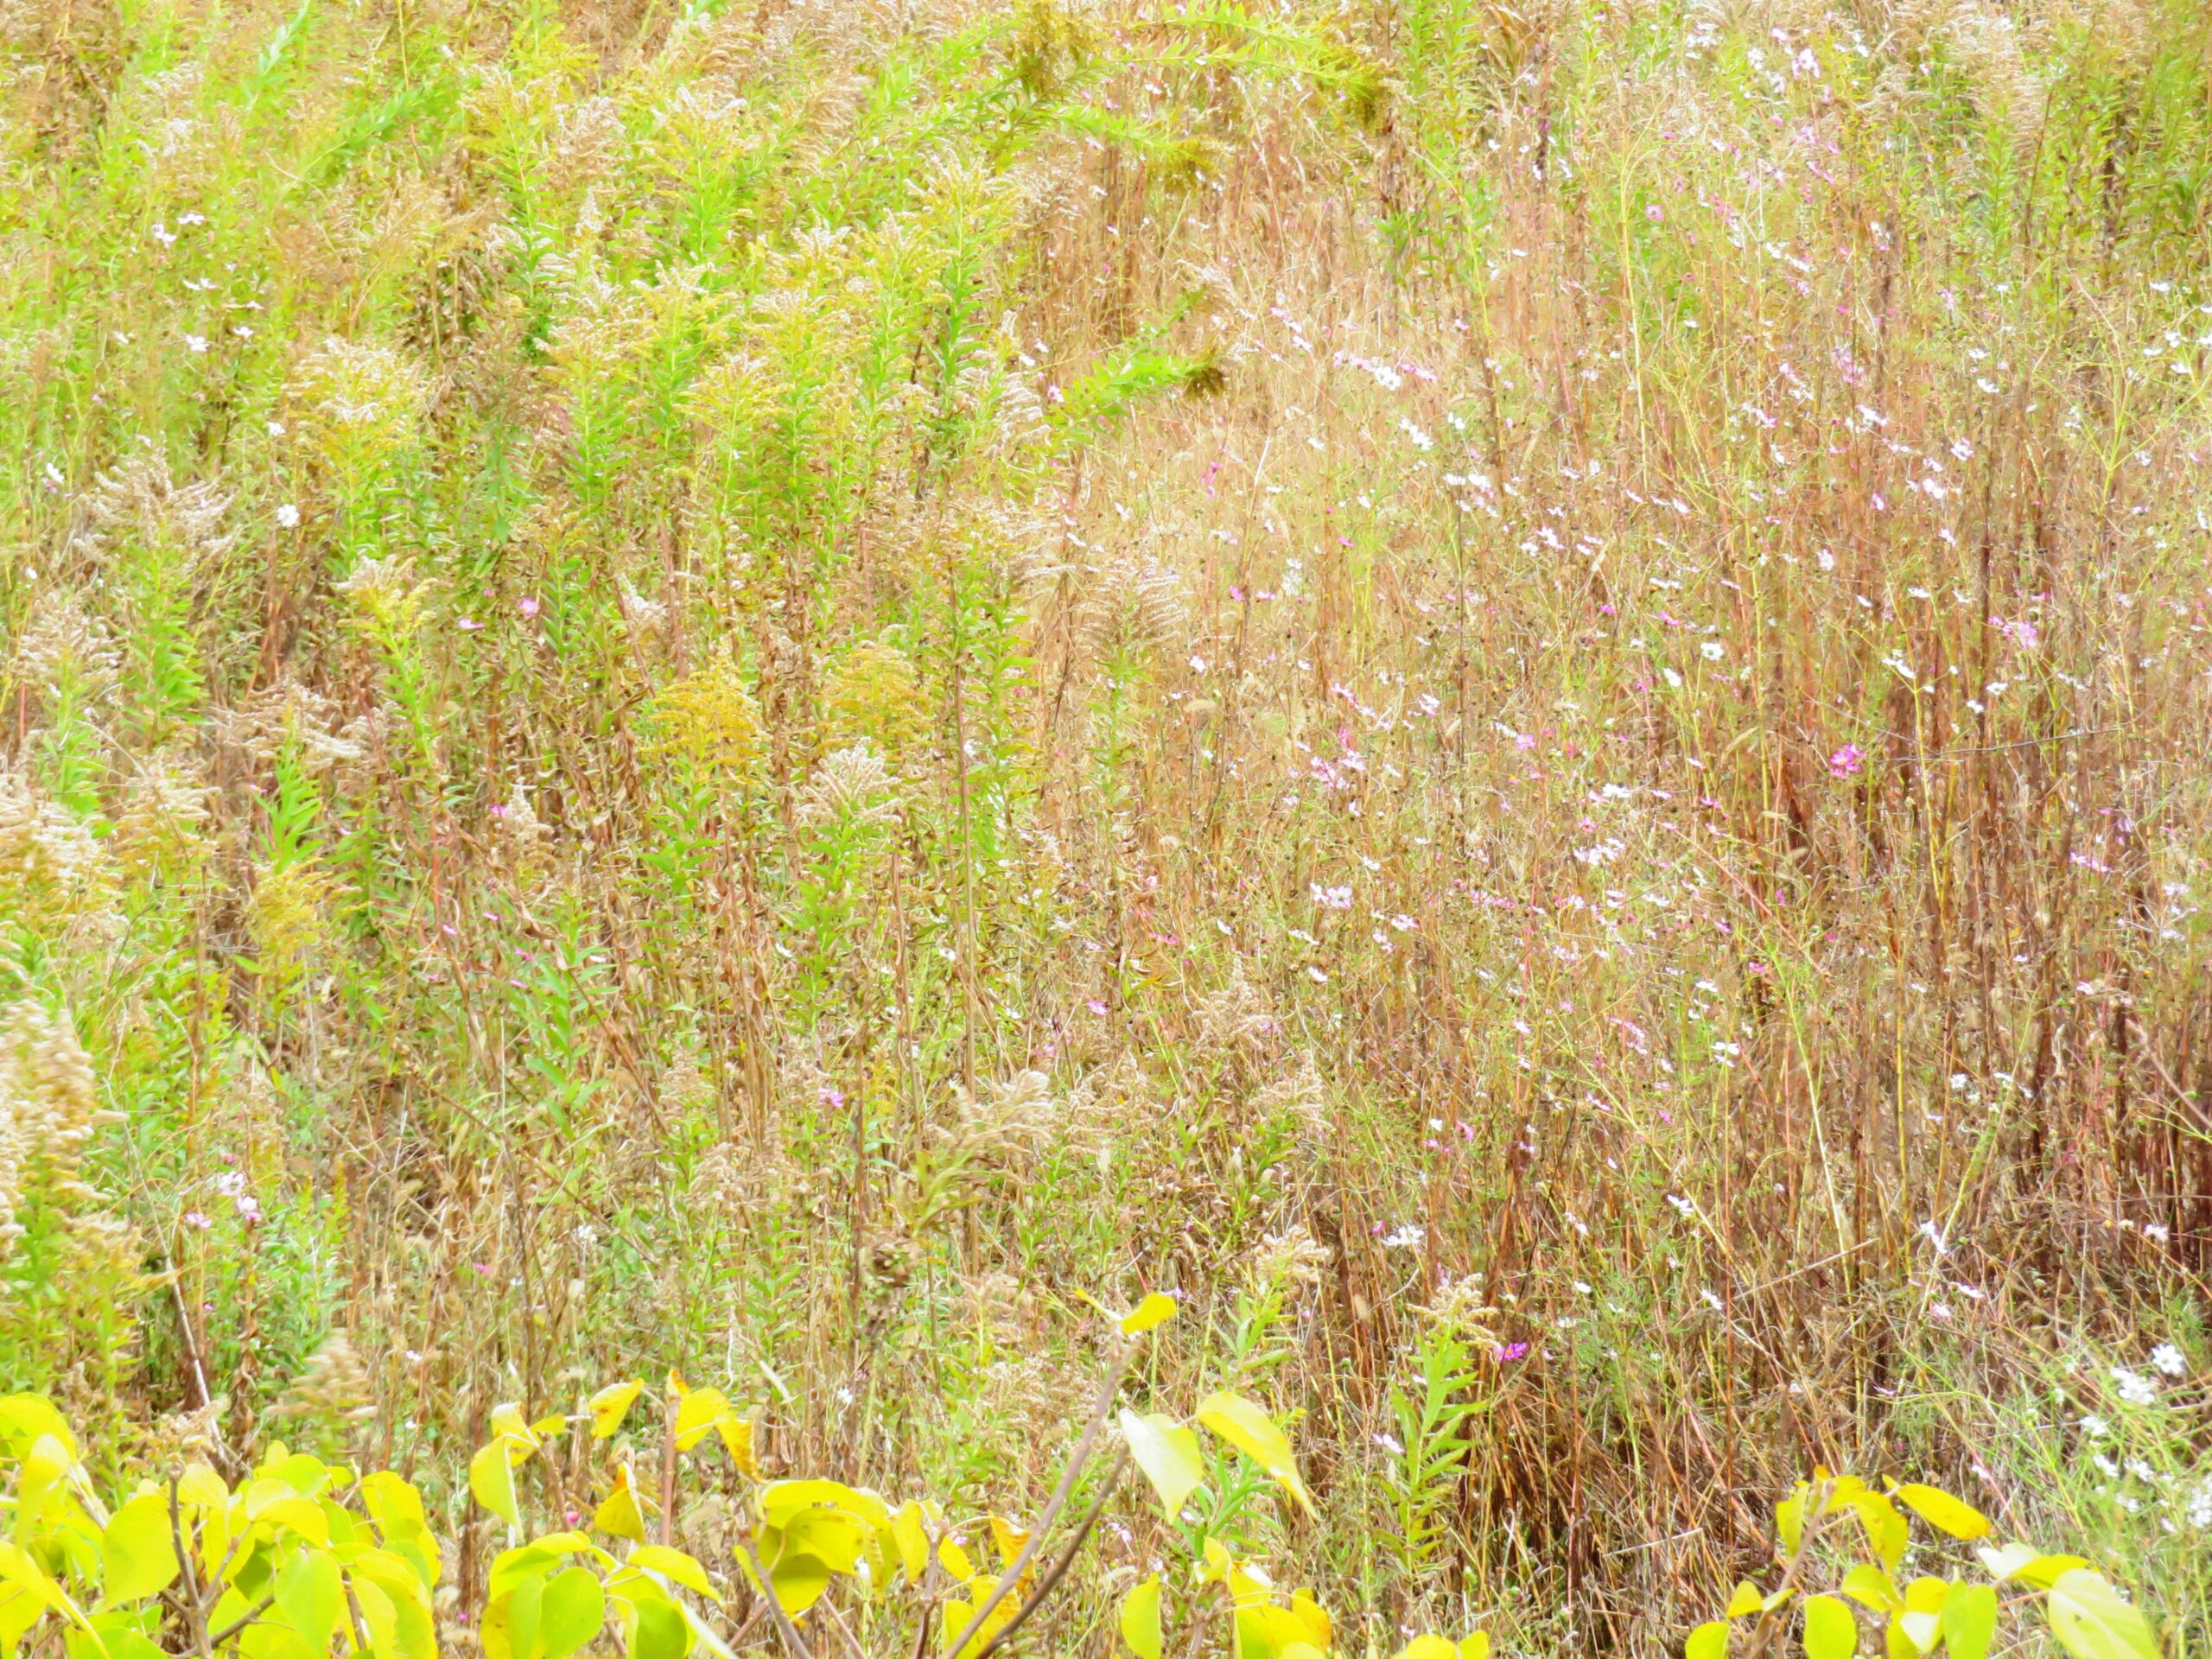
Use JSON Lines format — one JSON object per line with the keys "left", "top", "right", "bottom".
{"left": 1828, "top": 743, "right": 1865, "bottom": 779}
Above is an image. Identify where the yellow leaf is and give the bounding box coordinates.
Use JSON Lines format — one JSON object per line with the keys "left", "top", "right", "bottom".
{"left": 1118, "top": 1410, "right": 1204, "bottom": 1519}
{"left": 1851, "top": 1494, "right": 1910, "bottom": 1573}
{"left": 1803, "top": 1596, "right": 1857, "bottom": 1659}
{"left": 1840, "top": 1566, "right": 1901, "bottom": 1613}
{"left": 986, "top": 1516, "right": 1028, "bottom": 1570}
{"left": 100, "top": 1494, "right": 180, "bottom": 1606}
{"left": 888, "top": 1503, "right": 929, "bottom": 1585}
{"left": 177, "top": 1465, "right": 228, "bottom": 1510}
{"left": 2045, "top": 1570, "right": 2163, "bottom": 1659}
{"left": 1892, "top": 1485, "right": 1990, "bottom": 1541}
{"left": 1460, "top": 1635, "right": 1491, "bottom": 1659}
{"left": 487, "top": 1405, "right": 537, "bottom": 1448}
{"left": 1942, "top": 1585, "right": 1998, "bottom": 1659}
{"left": 1687, "top": 1621, "right": 1730, "bottom": 1659}
{"left": 0, "top": 1396, "right": 78, "bottom": 1461}
{"left": 1118, "top": 1294, "right": 1179, "bottom": 1336}
{"left": 938, "top": 1538, "right": 974, "bottom": 1583}
{"left": 1777, "top": 1491, "right": 1807, "bottom": 1556}
{"left": 1726, "top": 1583, "right": 1764, "bottom": 1619}
{"left": 1976, "top": 1544, "right": 2088, "bottom": 1589}
{"left": 594, "top": 1471, "right": 648, "bottom": 1543}
{"left": 1396, "top": 1635, "right": 1459, "bottom": 1659}
{"left": 537, "top": 1567, "right": 606, "bottom": 1659}
{"left": 627, "top": 1547, "right": 715, "bottom": 1599}
{"left": 1120, "top": 1578, "right": 1163, "bottom": 1659}
{"left": 714, "top": 1416, "right": 757, "bottom": 1479}
{"left": 672, "top": 1390, "right": 729, "bottom": 1453}
{"left": 471, "top": 1442, "right": 522, "bottom": 1530}
{"left": 589, "top": 1382, "right": 645, "bottom": 1440}
{"left": 1194, "top": 1393, "right": 1313, "bottom": 1516}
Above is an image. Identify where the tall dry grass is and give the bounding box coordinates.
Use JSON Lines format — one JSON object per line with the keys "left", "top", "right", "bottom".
{"left": 2, "top": 0, "right": 2209, "bottom": 1650}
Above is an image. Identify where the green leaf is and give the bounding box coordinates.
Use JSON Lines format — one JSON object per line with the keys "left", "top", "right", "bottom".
{"left": 1803, "top": 1595, "right": 1857, "bottom": 1659}
{"left": 274, "top": 1550, "right": 343, "bottom": 1655}
{"left": 1892, "top": 1486, "right": 1990, "bottom": 1541}
{"left": 537, "top": 1568, "right": 605, "bottom": 1659}
{"left": 1118, "top": 1410, "right": 1204, "bottom": 1519}
{"left": 99, "top": 1496, "right": 179, "bottom": 1607}
{"left": 471, "top": 1443, "right": 522, "bottom": 1530}
{"left": 1687, "top": 1619, "right": 1730, "bottom": 1659}
{"left": 1194, "top": 1393, "right": 1313, "bottom": 1516}
{"left": 2045, "top": 1570, "right": 2162, "bottom": 1659}
{"left": 1118, "top": 1294, "right": 1179, "bottom": 1337}
{"left": 1120, "top": 1578, "right": 1163, "bottom": 1659}
{"left": 1941, "top": 1584, "right": 1997, "bottom": 1659}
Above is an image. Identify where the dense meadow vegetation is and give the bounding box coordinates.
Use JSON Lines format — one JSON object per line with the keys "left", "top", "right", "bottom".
{"left": 2, "top": 0, "right": 2209, "bottom": 1653}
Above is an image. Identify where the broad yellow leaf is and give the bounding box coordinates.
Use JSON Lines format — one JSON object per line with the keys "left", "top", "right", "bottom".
{"left": 888, "top": 1503, "right": 929, "bottom": 1584}
{"left": 1976, "top": 1544, "right": 2088, "bottom": 1589}
{"left": 1194, "top": 1393, "right": 1313, "bottom": 1516}
{"left": 1777, "top": 1491, "right": 1807, "bottom": 1556}
{"left": 537, "top": 1567, "right": 605, "bottom": 1659}
{"left": 594, "top": 1471, "right": 648, "bottom": 1543}
{"left": 0, "top": 1397, "right": 78, "bottom": 1461}
{"left": 274, "top": 1550, "right": 343, "bottom": 1656}
{"left": 1840, "top": 1567, "right": 1901, "bottom": 1613}
{"left": 626, "top": 1548, "right": 714, "bottom": 1599}
{"left": 1121, "top": 1578, "right": 1163, "bottom": 1659}
{"left": 1687, "top": 1621, "right": 1729, "bottom": 1659}
{"left": 986, "top": 1516, "right": 1028, "bottom": 1571}
{"left": 1726, "top": 1583, "right": 1763, "bottom": 1619}
{"left": 1851, "top": 1494, "right": 1909, "bottom": 1573}
{"left": 671, "top": 1390, "right": 728, "bottom": 1453}
{"left": 589, "top": 1382, "right": 645, "bottom": 1440}
{"left": 1395, "top": 1637, "right": 1457, "bottom": 1659}
{"left": 1118, "top": 1294, "right": 1179, "bottom": 1336}
{"left": 1803, "top": 1595, "right": 1857, "bottom": 1659}
{"left": 1892, "top": 1485, "right": 1990, "bottom": 1541}
{"left": 1118, "top": 1410, "right": 1204, "bottom": 1519}
{"left": 470, "top": 1442, "right": 522, "bottom": 1530}
{"left": 99, "top": 1495, "right": 179, "bottom": 1606}
{"left": 1941, "top": 1584, "right": 1997, "bottom": 1659}
{"left": 2045, "top": 1570, "right": 2162, "bottom": 1659}
{"left": 1460, "top": 1634, "right": 1491, "bottom": 1659}
{"left": 487, "top": 1405, "right": 537, "bottom": 1448}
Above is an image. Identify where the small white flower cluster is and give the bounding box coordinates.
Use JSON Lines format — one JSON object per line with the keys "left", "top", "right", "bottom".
{"left": 2109, "top": 1366, "right": 2158, "bottom": 1407}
